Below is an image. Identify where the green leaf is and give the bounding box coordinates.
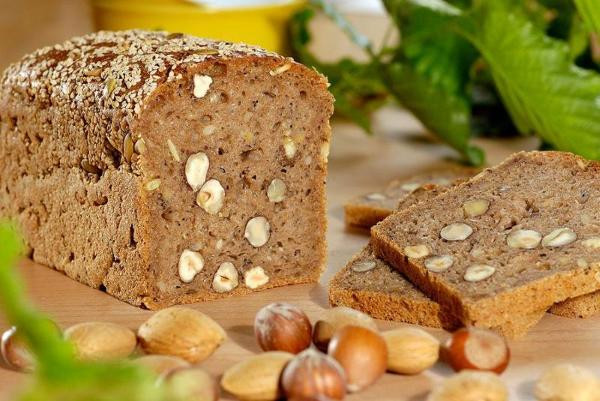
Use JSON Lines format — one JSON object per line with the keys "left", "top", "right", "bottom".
{"left": 0, "top": 222, "right": 75, "bottom": 377}
{"left": 385, "top": 62, "right": 484, "bottom": 165}
{"left": 384, "top": 0, "right": 478, "bottom": 96}
{"left": 574, "top": 0, "right": 600, "bottom": 35}
{"left": 382, "top": 0, "right": 484, "bottom": 164}
{"left": 289, "top": 8, "right": 388, "bottom": 132}
{"left": 453, "top": 1, "right": 600, "bottom": 159}
{"left": 0, "top": 221, "right": 177, "bottom": 401}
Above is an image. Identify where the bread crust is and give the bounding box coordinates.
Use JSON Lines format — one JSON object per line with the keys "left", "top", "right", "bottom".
{"left": 550, "top": 291, "right": 600, "bottom": 318}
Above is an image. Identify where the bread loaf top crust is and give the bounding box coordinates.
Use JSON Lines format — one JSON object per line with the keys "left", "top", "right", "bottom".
{"left": 2, "top": 30, "right": 282, "bottom": 119}
{"left": 0, "top": 30, "right": 322, "bottom": 175}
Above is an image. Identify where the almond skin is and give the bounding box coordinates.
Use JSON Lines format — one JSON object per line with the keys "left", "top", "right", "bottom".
{"left": 221, "top": 351, "right": 294, "bottom": 401}
{"left": 383, "top": 327, "right": 440, "bottom": 374}
{"left": 64, "top": 321, "right": 137, "bottom": 361}
{"left": 1, "top": 326, "right": 35, "bottom": 372}
{"left": 165, "top": 367, "right": 219, "bottom": 401}
{"left": 133, "top": 354, "right": 190, "bottom": 378}
{"left": 137, "top": 307, "right": 226, "bottom": 363}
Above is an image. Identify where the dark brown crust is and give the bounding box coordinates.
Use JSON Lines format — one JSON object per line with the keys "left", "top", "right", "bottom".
{"left": 371, "top": 151, "right": 600, "bottom": 328}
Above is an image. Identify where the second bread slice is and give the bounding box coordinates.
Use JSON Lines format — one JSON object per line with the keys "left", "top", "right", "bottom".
{"left": 371, "top": 151, "right": 600, "bottom": 329}
{"left": 329, "top": 244, "right": 546, "bottom": 338}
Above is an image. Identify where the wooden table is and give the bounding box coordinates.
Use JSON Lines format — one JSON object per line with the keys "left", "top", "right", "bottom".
{"left": 1, "top": 107, "right": 599, "bottom": 401}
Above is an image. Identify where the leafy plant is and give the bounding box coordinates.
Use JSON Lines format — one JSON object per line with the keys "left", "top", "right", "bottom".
{"left": 291, "top": 0, "right": 600, "bottom": 164}
{"left": 0, "top": 222, "right": 176, "bottom": 401}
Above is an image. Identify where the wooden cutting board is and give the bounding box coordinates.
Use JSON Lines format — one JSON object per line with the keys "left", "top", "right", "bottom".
{"left": 1, "top": 107, "right": 599, "bottom": 401}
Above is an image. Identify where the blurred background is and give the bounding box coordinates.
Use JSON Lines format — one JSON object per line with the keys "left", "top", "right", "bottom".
{"left": 0, "top": 0, "right": 388, "bottom": 70}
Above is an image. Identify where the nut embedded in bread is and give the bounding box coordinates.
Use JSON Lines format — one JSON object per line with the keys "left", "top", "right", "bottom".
{"left": 0, "top": 30, "right": 333, "bottom": 308}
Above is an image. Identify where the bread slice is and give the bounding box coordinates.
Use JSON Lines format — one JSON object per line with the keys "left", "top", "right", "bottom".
{"left": 550, "top": 292, "right": 600, "bottom": 318}
{"left": 329, "top": 244, "right": 545, "bottom": 338}
{"left": 0, "top": 30, "right": 333, "bottom": 308}
{"left": 344, "top": 167, "right": 477, "bottom": 228}
{"left": 371, "top": 151, "right": 600, "bottom": 329}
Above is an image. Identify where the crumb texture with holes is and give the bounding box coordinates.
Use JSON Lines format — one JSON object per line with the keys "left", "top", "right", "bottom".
{"left": 0, "top": 30, "right": 333, "bottom": 308}
{"left": 371, "top": 151, "right": 600, "bottom": 328}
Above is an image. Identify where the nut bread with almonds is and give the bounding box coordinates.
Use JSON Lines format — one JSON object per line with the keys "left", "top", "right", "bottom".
{"left": 344, "top": 167, "right": 477, "bottom": 228}
{"left": 371, "top": 151, "right": 600, "bottom": 329}
{"left": 329, "top": 244, "right": 546, "bottom": 338}
{"left": 0, "top": 30, "right": 333, "bottom": 308}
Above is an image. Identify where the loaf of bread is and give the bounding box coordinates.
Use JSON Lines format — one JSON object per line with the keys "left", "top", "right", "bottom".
{"left": 372, "top": 151, "right": 600, "bottom": 329}
{"left": 344, "top": 167, "right": 476, "bottom": 228}
{"left": 329, "top": 244, "right": 545, "bottom": 338}
{"left": 0, "top": 30, "right": 333, "bottom": 308}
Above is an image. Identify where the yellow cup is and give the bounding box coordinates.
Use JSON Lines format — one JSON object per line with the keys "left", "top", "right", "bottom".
{"left": 91, "top": 0, "right": 306, "bottom": 54}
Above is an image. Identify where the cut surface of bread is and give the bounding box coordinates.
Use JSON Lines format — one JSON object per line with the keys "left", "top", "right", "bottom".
{"left": 371, "top": 151, "right": 600, "bottom": 329}
{"left": 329, "top": 244, "right": 545, "bottom": 338}
{"left": 0, "top": 30, "right": 333, "bottom": 308}
{"left": 344, "top": 167, "right": 477, "bottom": 228}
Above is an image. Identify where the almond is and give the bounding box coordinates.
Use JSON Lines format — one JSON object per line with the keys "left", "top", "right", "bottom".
{"left": 138, "top": 307, "right": 226, "bottom": 363}
{"left": 221, "top": 351, "right": 294, "bottom": 401}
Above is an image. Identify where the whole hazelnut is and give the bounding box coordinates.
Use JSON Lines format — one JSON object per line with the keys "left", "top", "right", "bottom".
{"left": 1, "top": 326, "right": 35, "bottom": 372}
{"left": 254, "top": 302, "right": 312, "bottom": 354}
{"left": 328, "top": 325, "right": 387, "bottom": 392}
{"left": 282, "top": 348, "right": 346, "bottom": 400}
{"left": 312, "top": 320, "right": 335, "bottom": 352}
{"left": 444, "top": 327, "right": 510, "bottom": 374}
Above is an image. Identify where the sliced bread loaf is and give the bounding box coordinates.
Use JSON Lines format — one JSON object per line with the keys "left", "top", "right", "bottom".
{"left": 371, "top": 151, "right": 600, "bottom": 329}
{"left": 329, "top": 244, "right": 546, "bottom": 338}
{"left": 0, "top": 30, "right": 333, "bottom": 308}
{"left": 344, "top": 167, "right": 476, "bottom": 228}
